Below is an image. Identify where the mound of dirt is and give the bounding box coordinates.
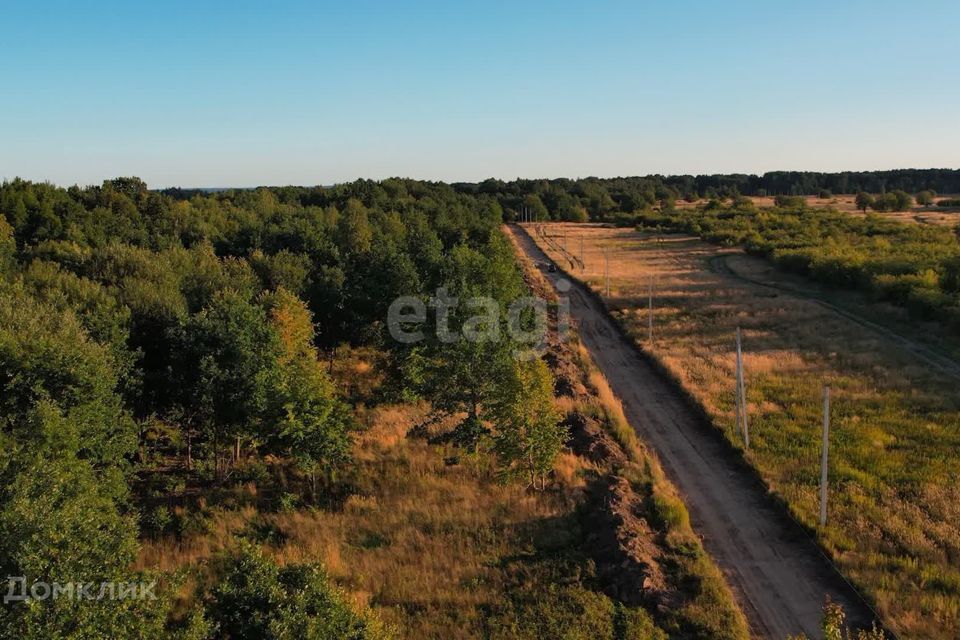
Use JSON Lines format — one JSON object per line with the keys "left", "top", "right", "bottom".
{"left": 563, "top": 411, "right": 626, "bottom": 467}
{"left": 582, "top": 476, "right": 673, "bottom": 608}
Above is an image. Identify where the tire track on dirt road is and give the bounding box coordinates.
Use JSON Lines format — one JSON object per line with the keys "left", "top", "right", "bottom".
{"left": 508, "top": 225, "right": 880, "bottom": 639}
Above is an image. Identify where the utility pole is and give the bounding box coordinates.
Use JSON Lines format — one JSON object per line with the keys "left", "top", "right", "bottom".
{"left": 734, "top": 329, "right": 743, "bottom": 441}
{"left": 647, "top": 275, "right": 654, "bottom": 345}
{"left": 820, "top": 385, "right": 830, "bottom": 527}
{"left": 735, "top": 327, "right": 749, "bottom": 449}
{"left": 604, "top": 252, "right": 610, "bottom": 297}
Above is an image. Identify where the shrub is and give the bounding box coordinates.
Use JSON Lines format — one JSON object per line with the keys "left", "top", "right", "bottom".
{"left": 774, "top": 195, "right": 805, "bottom": 208}
{"left": 206, "top": 543, "right": 387, "bottom": 640}
{"left": 486, "top": 583, "right": 666, "bottom": 640}
{"left": 869, "top": 190, "right": 912, "bottom": 212}
{"left": 143, "top": 505, "right": 173, "bottom": 537}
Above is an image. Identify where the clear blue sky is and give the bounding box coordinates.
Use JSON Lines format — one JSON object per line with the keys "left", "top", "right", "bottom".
{"left": 2, "top": 0, "right": 958, "bottom": 188}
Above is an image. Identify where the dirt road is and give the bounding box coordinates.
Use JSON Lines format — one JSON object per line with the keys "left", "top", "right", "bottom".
{"left": 508, "top": 225, "right": 878, "bottom": 639}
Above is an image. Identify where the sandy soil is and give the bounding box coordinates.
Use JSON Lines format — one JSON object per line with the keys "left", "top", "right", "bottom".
{"left": 507, "top": 224, "right": 877, "bottom": 639}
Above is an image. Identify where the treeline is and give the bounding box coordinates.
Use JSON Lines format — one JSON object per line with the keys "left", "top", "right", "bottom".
{"left": 149, "top": 170, "right": 960, "bottom": 231}
{"left": 635, "top": 203, "right": 960, "bottom": 330}
{"left": 431, "top": 169, "right": 960, "bottom": 222}
{"left": 658, "top": 168, "right": 960, "bottom": 199}
{"left": 0, "top": 176, "right": 564, "bottom": 638}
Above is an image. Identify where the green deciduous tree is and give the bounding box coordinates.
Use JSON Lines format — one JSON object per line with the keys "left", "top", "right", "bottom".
{"left": 265, "top": 289, "right": 353, "bottom": 496}
{"left": 250, "top": 249, "right": 313, "bottom": 295}
{"left": 412, "top": 240, "right": 526, "bottom": 448}
{"left": 173, "top": 291, "right": 283, "bottom": 473}
{"left": 522, "top": 194, "right": 550, "bottom": 221}
{"left": 336, "top": 198, "right": 373, "bottom": 255}
{"left": 0, "top": 289, "right": 179, "bottom": 640}
{"left": 916, "top": 190, "right": 936, "bottom": 207}
{"left": 490, "top": 357, "right": 565, "bottom": 488}
{"left": 0, "top": 214, "right": 14, "bottom": 273}
{"left": 0, "top": 283, "right": 135, "bottom": 493}
{"left": 0, "top": 450, "right": 184, "bottom": 640}
{"left": 867, "top": 191, "right": 912, "bottom": 212}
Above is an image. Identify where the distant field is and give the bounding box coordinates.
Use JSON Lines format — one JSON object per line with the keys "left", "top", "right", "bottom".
{"left": 529, "top": 222, "right": 960, "bottom": 639}
{"left": 676, "top": 194, "right": 960, "bottom": 225}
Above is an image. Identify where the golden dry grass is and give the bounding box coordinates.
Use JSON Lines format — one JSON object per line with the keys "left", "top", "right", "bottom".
{"left": 138, "top": 402, "right": 596, "bottom": 639}
{"left": 675, "top": 194, "right": 960, "bottom": 226}
{"left": 528, "top": 222, "right": 960, "bottom": 639}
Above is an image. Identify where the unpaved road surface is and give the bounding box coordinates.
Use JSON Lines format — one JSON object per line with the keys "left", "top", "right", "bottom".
{"left": 509, "top": 225, "right": 878, "bottom": 639}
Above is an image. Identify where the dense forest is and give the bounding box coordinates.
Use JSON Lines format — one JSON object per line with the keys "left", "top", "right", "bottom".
{"left": 0, "top": 176, "right": 577, "bottom": 638}
{"left": 155, "top": 170, "right": 960, "bottom": 228}
{"left": 426, "top": 169, "right": 960, "bottom": 222}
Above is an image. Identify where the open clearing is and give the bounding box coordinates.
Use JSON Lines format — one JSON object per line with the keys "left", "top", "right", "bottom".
{"left": 508, "top": 225, "right": 876, "bottom": 639}
{"left": 520, "top": 222, "right": 960, "bottom": 639}
{"left": 676, "top": 195, "right": 960, "bottom": 226}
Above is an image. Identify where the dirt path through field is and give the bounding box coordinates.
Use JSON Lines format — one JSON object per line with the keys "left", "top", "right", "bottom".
{"left": 706, "top": 253, "right": 960, "bottom": 381}
{"left": 507, "top": 224, "right": 878, "bottom": 639}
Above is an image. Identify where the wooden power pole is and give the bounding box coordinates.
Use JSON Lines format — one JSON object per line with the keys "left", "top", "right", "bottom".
{"left": 820, "top": 385, "right": 831, "bottom": 527}
{"left": 733, "top": 327, "right": 743, "bottom": 438}
{"left": 735, "top": 327, "right": 749, "bottom": 449}
{"left": 647, "top": 276, "right": 654, "bottom": 344}
{"left": 604, "top": 252, "right": 610, "bottom": 297}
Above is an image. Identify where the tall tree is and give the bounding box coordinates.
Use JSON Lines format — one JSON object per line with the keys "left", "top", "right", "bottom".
{"left": 490, "top": 357, "right": 564, "bottom": 488}
{"left": 335, "top": 198, "right": 373, "bottom": 255}
{"left": 265, "top": 289, "right": 353, "bottom": 496}
{"left": 173, "top": 291, "right": 282, "bottom": 472}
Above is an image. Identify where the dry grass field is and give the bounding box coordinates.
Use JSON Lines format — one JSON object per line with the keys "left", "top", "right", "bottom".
{"left": 528, "top": 222, "right": 960, "bottom": 639}
{"left": 676, "top": 195, "right": 960, "bottom": 226}
{"left": 676, "top": 195, "right": 851, "bottom": 211}
{"left": 138, "top": 401, "right": 596, "bottom": 638}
